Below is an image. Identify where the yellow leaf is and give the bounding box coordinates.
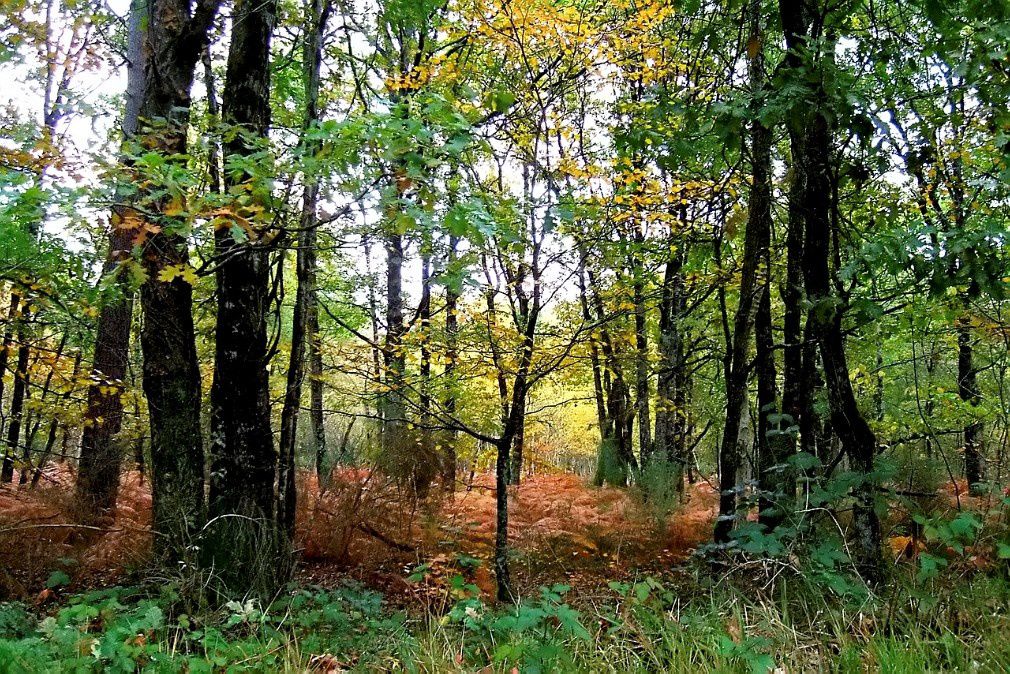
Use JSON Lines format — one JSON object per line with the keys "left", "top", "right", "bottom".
{"left": 164, "top": 198, "right": 185, "bottom": 217}
{"left": 180, "top": 266, "right": 199, "bottom": 284}
{"left": 157, "top": 264, "right": 198, "bottom": 284}
{"left": 157, "top": 265, "right": 183, "bottom": 283}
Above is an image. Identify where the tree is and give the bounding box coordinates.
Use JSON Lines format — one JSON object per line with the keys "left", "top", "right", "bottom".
{"left": 206, "top": 0, "right": 288, "bottom": 593}
{"left": 1, "top": 0, "right": 100, "bottom": 485}
{"left": 75, "top": 0, "right": 146, "bottom": 515}
{"left": 715, "top": 0, "right": 777, "bottom": 543}
{"left": 779, "top": 0, "right": 884, "bottom": 583}
{"left": 135, "top": 0, "right": 221, "bottom": 562}
{"left": 279, "top": 0, "right": 332, "bottom": 534}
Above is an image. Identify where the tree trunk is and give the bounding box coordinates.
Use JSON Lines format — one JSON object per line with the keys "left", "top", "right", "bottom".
{"left": 382, "top": 231, "right": 407, "bottom": 446}
{"left": 780, "top": 134, "right": 809, "bottom": 462}
{"left": 655, "top": 222, "right": 686, "bottom": 487}
{"left": 2, "top": 331, "right": 31, "bottom": 483}
{"left": 309, "top": 296, "right": 326, "bottom": 476}
{"left": 364, "top": 235, "right": 383, "bottom": 433}
{"left": 756, "top": 273, "right": 788, "bottom": 528}
{"left": 780, "top": 0, "right": 883, "bottom": 583}
{"left": 141, "top": 261, "right": 204, "bottom": 561}
{"left": 0, "top": 291, "right": 20, "bottom": 477}
{"left": 207, "top": 0, "right": 286, "bottom": 594}
{"left": 509, "top": 398, "right": 525, "bottom": 485}
{"left": 134, "top": 0, "right": 221, "bottom": 564}
{"left": 494, "top": 295, "right": 539, "bottom": 602}
{"left": 586, "top": 267, "right": 636, "bottom": 485}
{"left": 958, "top": 311, "right": 983, "bottom": 493}
{"left": 739, "top": 3, "right": 789, "bottom": 531}
{"left": 577, "top": 262, "right": 607, "bottom": 439}
{"left": 632, "top": 226, "right": 652, "bottom": 467}
{"left": 417, "top": 248, "right": 434, "bottom": 493}
{"left": 0, "top": 292, "right": 19, "bottom": 428}
{"left": 75, "top": 0, "right": 145, "bottom": 512}
{"left": 441, "top": 234, "right": 460, "bottom": 490}
{"left": 714, "top": 34, "right": 771, "bottom": 541}
{"left": 34, "top": 349, "right": 82, "bottom": 487}
{"left": 493, "top": 434, "right": 512, "bottom": 601}
{"left": 279, "top": 0, "right": 329, "bottom": 539}
{"left": 21, "top": 333, "right": 66, "bottom": 484}
{"left": 202, "top": 44, "right": 222, "bottom": 194}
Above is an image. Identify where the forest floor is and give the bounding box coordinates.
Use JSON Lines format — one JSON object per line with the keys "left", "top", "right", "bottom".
{"left": 0, "top": 465, "right": 719, "bottom": 603}
{"left": 1, "top": 461, "right": 996, "bottom": 603}
{"left": 297, "top": 470, "right": 719, "bottom": 605}
{"left": 1, "top": 467, "right": 1009, "bottom": 672}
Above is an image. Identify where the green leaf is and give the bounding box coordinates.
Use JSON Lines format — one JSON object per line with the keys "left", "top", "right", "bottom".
{"left": 488, "top": 90, "right": 516, "bottom": 114}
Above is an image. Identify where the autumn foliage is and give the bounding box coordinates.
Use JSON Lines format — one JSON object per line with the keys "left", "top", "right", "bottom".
{"left": 0, "top": 463, "right": 722, "bottom": 602}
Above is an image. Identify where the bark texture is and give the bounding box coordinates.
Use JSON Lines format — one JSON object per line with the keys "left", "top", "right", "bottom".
{"left": 76, "top": 0, "right": 146, "bottom": 513}
{"left": 207, "top": 0, "right": 286, "bottom": 593}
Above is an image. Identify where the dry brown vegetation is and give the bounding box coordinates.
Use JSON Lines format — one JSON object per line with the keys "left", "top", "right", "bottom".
{"left": 0, "top": 465, "right": 722, "bottom": 603}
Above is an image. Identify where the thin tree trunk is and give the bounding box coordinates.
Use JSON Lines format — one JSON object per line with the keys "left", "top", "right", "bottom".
{"left": 417, "top": 248, "right": 434, "bottom": 493}
{"left": 494, "top": 434, "right": 511, "bottom": 600}
{"left": 33, "top": 349, "right": 81, "bottom": 487}
{"left": 586, "top": 267, "right": 636, "bottom": 485}
{"left": 75, "top": 0, "right": 143, "bottom": 507}
{"left": 330, "top": 418, "right": 354, "bottom": 469}
{"left": 947, "top": 77, "right": 983, "bottom": 495}
{"left": 958, "top": 311, "right": 983, "bottom": 493}
{"left": 780, "top": 128, "right": 811, "bottom": 480}
{"left": 714, "top": 21, "right": 771, "bottom": 539}
{"left": 740, "top": 1, "right": 789, "bottom": 531}
{"left": 632, "top": 224, "right": 652, "bottom": 467}
{"left": 382, "top": 231, "right": 407, "bottom": 445}
{"left": 306, "top": 17, "right": 327, "bottom": 480}
{"left": 577, "top": 263, "right": 607, "bottom": 438}
{"left": 509, "top": 398, "right": 525, "bottom": 485}
{"left": 363, "top": 235, "right": 382, "bottom": 431}
{"left": 494, "top": 289, "right": 540, "bottom": 602}
{"left": 441, "top": 234, "right": 460, "bottom": 490}
{"left": 2, "top": 327, "right": 31, "bottom": 483}
{"left": 309, "top": 288, "right": 326, "bottom": 475}
{"left": 21, "top": 333, "right": 66, "bottom": 484}
{"left": 756, "top": 275, "right": 787, "bottom": 527}
{"left": 655, "top": 232, "right": 686, "bottom": 486}
{"left": 202, "top": 44, "right": 222, "bottom": 194}
{"left": 484, "top": 279, "right": 511, "bottom": 442}
{"left": 279, "top": 0, "right": 330, "bottom": 538}
{"left": 0, "top": 293, "right": 19, "bottom": 420}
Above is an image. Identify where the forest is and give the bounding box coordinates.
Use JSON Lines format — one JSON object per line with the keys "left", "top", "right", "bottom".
{"left": 2, "top": 0, "right": 1010, "bottom": 670}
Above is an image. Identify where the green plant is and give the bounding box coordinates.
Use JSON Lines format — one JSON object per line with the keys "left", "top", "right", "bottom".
{"left": 447, "top": 583, "right": 591, "bottom": 672}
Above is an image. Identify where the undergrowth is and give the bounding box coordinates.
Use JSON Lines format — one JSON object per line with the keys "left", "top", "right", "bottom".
{"left": 3, "top": 469, "right": 1010, "bottom": 671}
{"left": 2, "top": 568, "right": 1010, "bottom": 672}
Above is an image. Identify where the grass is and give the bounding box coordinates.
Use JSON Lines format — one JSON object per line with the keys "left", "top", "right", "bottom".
{"left": 1, "top": 566, "right": 1009, "bottom": 672}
